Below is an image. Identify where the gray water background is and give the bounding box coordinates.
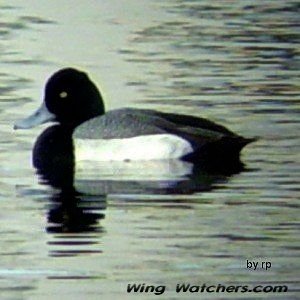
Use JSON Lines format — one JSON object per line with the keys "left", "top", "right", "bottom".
{"left": 0, "top": 1, "right": 299, "bottom": 299}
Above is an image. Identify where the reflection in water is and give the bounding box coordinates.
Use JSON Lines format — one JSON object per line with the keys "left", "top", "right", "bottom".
{"left": 2, "top": 1, "right": 299, "bottom": 298}
{"left": 33, "top": 126, "right": 107, "bottom": 256}
{"left": 75, "top": 159, "right": 245, "bottom": 196}
{"left": 46, "top": 191, "right": 106, "bottom": 235}
{"left": 46, "top": 190, "right": 106, "bottom": 257}
{"left": 33, "top": 124, "right": 245, "bottom": 255}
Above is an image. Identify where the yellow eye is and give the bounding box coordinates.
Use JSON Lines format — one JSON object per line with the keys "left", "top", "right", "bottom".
{"left": 59, "top": 91, "right": 68, "bottom": 99}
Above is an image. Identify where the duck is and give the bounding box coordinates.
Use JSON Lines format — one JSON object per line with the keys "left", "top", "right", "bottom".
{"left": 14, "top": 68, "right": 255, "bottom": 165}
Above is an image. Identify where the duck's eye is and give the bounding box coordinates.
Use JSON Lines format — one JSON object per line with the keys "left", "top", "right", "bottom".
{"left": 59, "top": 91, "right": 68, "bottom": 99}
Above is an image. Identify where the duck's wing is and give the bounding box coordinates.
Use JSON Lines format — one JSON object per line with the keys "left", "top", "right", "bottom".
{"left": 74, "top": 108, "right": 224, "bottom": 144}
{"left": 155, "top": 112, "right": 235, "bottom": 136}
{"left": 73, "top": 108, "right": 173, "bottom": 139}
{"left": 134, "top": 109, "right": 256, "bottom": 152}
{"left": 129, "top": 108, "right": 236, "bottom": 136}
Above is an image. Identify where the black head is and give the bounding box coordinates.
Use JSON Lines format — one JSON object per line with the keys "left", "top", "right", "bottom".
{"left": 14, "top": 68, "right": 105, "bottom": 130}
{"left": 44, "top": 68, "right": 104, "bottom": 127}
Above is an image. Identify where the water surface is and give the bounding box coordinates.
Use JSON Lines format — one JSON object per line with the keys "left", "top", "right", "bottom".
{"left": 0, "top": 1, "right": 299, "bottom": 299}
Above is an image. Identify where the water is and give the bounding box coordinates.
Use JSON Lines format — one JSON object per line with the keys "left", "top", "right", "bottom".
{"left": 0, "top": 1, "right": 299, "bottom": 299}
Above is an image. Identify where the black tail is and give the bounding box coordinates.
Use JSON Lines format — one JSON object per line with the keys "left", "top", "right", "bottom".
{"left": 203, "top": 136, "right": 256, "bottom": 159}
{"left": 183, "top": 136, "right": 257, "bottom": 172}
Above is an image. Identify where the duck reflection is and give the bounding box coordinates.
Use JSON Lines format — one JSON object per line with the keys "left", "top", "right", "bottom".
{"left": 33, "top": 126, "right": 106, "bottom": 256}
{"left": 33, "top": 126, "right": 106, "bottom": 232}
{"left": 74, "top": 158, "right": 244, "bottom": 196}
{"left": 46, "top": 190, "right": 106, "bottom": 234}
{"left": 33, "top": 125, "right": 245, "bottom": 255}
{"left": 33, "top": 124, "right": 245, "bottom": 232}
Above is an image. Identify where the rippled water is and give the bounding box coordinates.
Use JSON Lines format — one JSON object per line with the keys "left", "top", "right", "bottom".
{"left": 0, "top": 1, "right": 299, "bottom": 299}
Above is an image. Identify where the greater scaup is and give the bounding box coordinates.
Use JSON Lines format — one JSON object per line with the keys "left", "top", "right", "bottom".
{"left": 14, "top": 68, "right": 255, "bottom": 163}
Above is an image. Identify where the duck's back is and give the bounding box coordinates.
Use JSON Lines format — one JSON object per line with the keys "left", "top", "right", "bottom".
{"left": 73, "top": 108, "right": 234, "bottom": 139}
{"left": 74, "top": 108, "right": 168, "bottom": 140}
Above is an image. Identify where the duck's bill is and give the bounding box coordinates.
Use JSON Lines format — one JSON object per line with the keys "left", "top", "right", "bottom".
{"left": 14, "top": 103, "right": 56, "bottom": 130}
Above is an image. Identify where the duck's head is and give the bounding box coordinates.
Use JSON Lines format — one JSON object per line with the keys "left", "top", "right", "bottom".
{"left": 14, "top": 68, "right": 105, "bottom": 129}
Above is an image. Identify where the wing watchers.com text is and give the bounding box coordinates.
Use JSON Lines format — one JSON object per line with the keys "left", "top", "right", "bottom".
{"left": 127, "top": 282, "right": 288, "bottom": 296}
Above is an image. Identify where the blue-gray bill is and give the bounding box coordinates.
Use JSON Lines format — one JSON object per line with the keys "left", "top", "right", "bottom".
{"left": 14, "top": 103, "right": 55, "bottom": 130}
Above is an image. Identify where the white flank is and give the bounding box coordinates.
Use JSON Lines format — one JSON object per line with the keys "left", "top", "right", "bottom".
{"left": 74, "top": 134, "right": 193, "bottom": 161}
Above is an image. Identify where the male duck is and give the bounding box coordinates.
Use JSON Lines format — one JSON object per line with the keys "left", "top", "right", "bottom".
{"left": 14, "top": 68, "right": 255, "bottom": 163}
